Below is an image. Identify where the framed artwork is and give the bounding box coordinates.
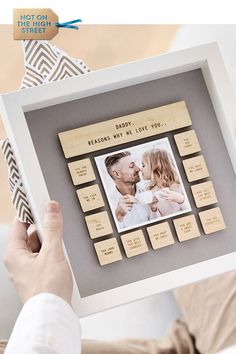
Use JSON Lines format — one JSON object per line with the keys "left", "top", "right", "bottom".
{"left": 1, "top": 43, "right": 236, "bottom": 317}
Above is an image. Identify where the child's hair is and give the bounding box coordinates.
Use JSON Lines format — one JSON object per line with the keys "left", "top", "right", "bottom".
{"left": 142, "top": 149, "right": 180, "bottom": 189}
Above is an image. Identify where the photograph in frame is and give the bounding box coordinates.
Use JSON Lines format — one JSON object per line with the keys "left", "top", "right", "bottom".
{"left": 95, "top": 137, "right": 191, "bottom": 232}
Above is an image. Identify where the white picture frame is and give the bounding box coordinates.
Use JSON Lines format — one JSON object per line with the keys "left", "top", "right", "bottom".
{"left": 1, "top": 42, "right": 236, "bottom": 317}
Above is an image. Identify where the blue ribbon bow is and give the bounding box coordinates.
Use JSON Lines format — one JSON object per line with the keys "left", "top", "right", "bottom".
{"left": 55, "top": 19, "right": 82, "bottom": 30}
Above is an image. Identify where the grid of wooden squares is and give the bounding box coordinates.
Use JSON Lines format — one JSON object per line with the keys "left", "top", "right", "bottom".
{"left": 61, "top": 103, "right": 226, "bottom": 266}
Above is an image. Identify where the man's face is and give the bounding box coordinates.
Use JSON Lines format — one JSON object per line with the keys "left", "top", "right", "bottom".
{"left": 112, "top": 155, "right": 141, "bottom": 184}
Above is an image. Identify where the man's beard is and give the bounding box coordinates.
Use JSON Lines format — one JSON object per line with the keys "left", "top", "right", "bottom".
{"left": 133, "top": 173, "right": 141, "bottom": 183}
{"left": 122, "top": 172, "right": 140, "bottom": 184}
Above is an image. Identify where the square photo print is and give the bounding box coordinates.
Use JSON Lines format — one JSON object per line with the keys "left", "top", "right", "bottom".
{"left": 95, "top": 137, "right": 191, "bottom": 232}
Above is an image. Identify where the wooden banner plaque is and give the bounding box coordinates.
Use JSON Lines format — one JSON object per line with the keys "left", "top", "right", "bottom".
{"left": 58, "top": 101, "right": 192, "bottom": 158}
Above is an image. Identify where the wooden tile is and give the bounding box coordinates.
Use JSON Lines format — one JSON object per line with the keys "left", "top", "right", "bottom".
{"left": 174, "top": 129, "right": 201, "bottom": 156}
{"left": 199, "top": 207, "right": 226, "bottom": 235}
{"left": 94, "top": 238, "right": 122, "bottom": 266}
{"left": 121, "top": 230, "right": 148, "bottom": 258}
{"left": 68, "top": 158, "right": 95, "bottom": 186}
{"left": 191, "top": 181, "right": 218, "bottom": 208}
{"left": 58, "top": 101, "right": 192, "bottom": 158}
{"left": 173, "top": 215, "right": 200, "bottom": 242}
{"left": 85, "top": 211, "right": 113, "bottom": 239}
{"left": 147, "top": 222, "right": 175, "bottom": 250}
{"left": 183, "top": 155, "right": 209, "bottom": 182}
{"left": 77, "top": 184, "right": 104, "bottom": 212}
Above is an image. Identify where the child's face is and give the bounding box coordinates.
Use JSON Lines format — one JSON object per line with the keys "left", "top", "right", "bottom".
{"left": 141, "top": 159, "right": 151, "bottom": 180}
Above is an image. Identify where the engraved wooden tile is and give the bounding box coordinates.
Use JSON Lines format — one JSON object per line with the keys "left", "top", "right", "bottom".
{"left": 174, "top": 129, "right": 201, "bottom": 156}
{"left": 191, "top": 181, "right": 218, "bottom": 208}
{"left": 173, "top": 215, "right": 201, "bottom": 242}
{"left": 68, "top": 158, "right": 95, "bottom": 186}
{"left": 85, "top": 211, "right": 113, "bottom": 239}
{"left": 199, "top": 207, "right": 226, "bottom": 235}
{"left": 183, "top": 155, "right": 209, "bottom": 182}
{"left": 59, "top": 101, "right": 192, "bottom": 158}
{"left": 147, "top": 222, "right": 175, "bottom": 250}
{"left": 121, "top": 230, "right": 148, "bottom": 258}
{"left": 94, "top": 238, "right": 122, "bottom": 266}
{"left": 77, "top": 184, "right": 104, "bottom": 212}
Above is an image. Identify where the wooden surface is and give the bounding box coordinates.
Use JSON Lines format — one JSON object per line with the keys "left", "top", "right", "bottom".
{"left": 77, "top": 184, "right": 104, "bottom": 212}
{"left": 174, "top": 129, "right": 201, "bottom": 156}
{"left": 59, "top": 101, "right": 192, "bottom": 158}
{"left": 94, "top": 237, "right": 122, "bottom": 266}
{"left": 191, "top": 181, "right": 218, "bottom": 208}
{"left": 147, "top": 222, "right": 175, "bottom": 250}
{"left": 85, "top": 211, "right": 113, "bottom": 239}
{"left": 68, "top": 158, "right": 96, "bottom": 185}
{"left": 183, "top": 155, "right": 210, "bottom": 182}
{"left": 199, "top": 207, "right": 226, "bottom": 235}
{"left": 121, "top": 230, "right": 148, "bottom": 258}
{"left": 0, "top": 24, "right": 178, "bottom": 224}
{"left": 173, "top": 215, "right": 201, "bottom": 242}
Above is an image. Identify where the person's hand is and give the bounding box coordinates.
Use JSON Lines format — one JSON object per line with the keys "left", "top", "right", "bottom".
{"left": 115, "top": 195, "right": 137, "bottom": 221}
{"left": 149, "top": 196, "right": 159, "bottom": 213}
{"left": 4, "top": 201, "right": 73, "bottom": 305}
{"left": 158, "top": 188, "right": 185, "bottom": 204}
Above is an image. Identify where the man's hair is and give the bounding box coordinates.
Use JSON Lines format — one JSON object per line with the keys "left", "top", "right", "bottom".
{"left": 105, "top": 151, "right": 131, "bottom": 178}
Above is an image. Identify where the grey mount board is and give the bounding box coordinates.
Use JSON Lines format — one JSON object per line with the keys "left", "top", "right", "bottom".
{"left": 25, "top": 69, "right": 236, "bottom": 297}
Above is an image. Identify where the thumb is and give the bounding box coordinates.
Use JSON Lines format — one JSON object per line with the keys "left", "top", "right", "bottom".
{"left": 41, "top": 201, "right": 64, "bottom": 253}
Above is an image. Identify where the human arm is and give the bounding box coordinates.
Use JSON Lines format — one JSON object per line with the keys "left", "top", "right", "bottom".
{"left": 5, "top": 293, "right": 81, "bottom": 354}
{"left": 156, "top": 187, "right": 185, "bottom": 204}
{"left": 4, "top": 201, "right": 81, "bottom": 354}
{"left": 115, "top": 195, "right": 137, "bottom": 221}
{"left": 149, "top": 196, "right": 160, "bottom": 213}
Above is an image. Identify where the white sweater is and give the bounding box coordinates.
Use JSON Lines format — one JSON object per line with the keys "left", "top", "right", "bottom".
{"left": 5, "top": 293, "right": 236, "bottom": 353}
